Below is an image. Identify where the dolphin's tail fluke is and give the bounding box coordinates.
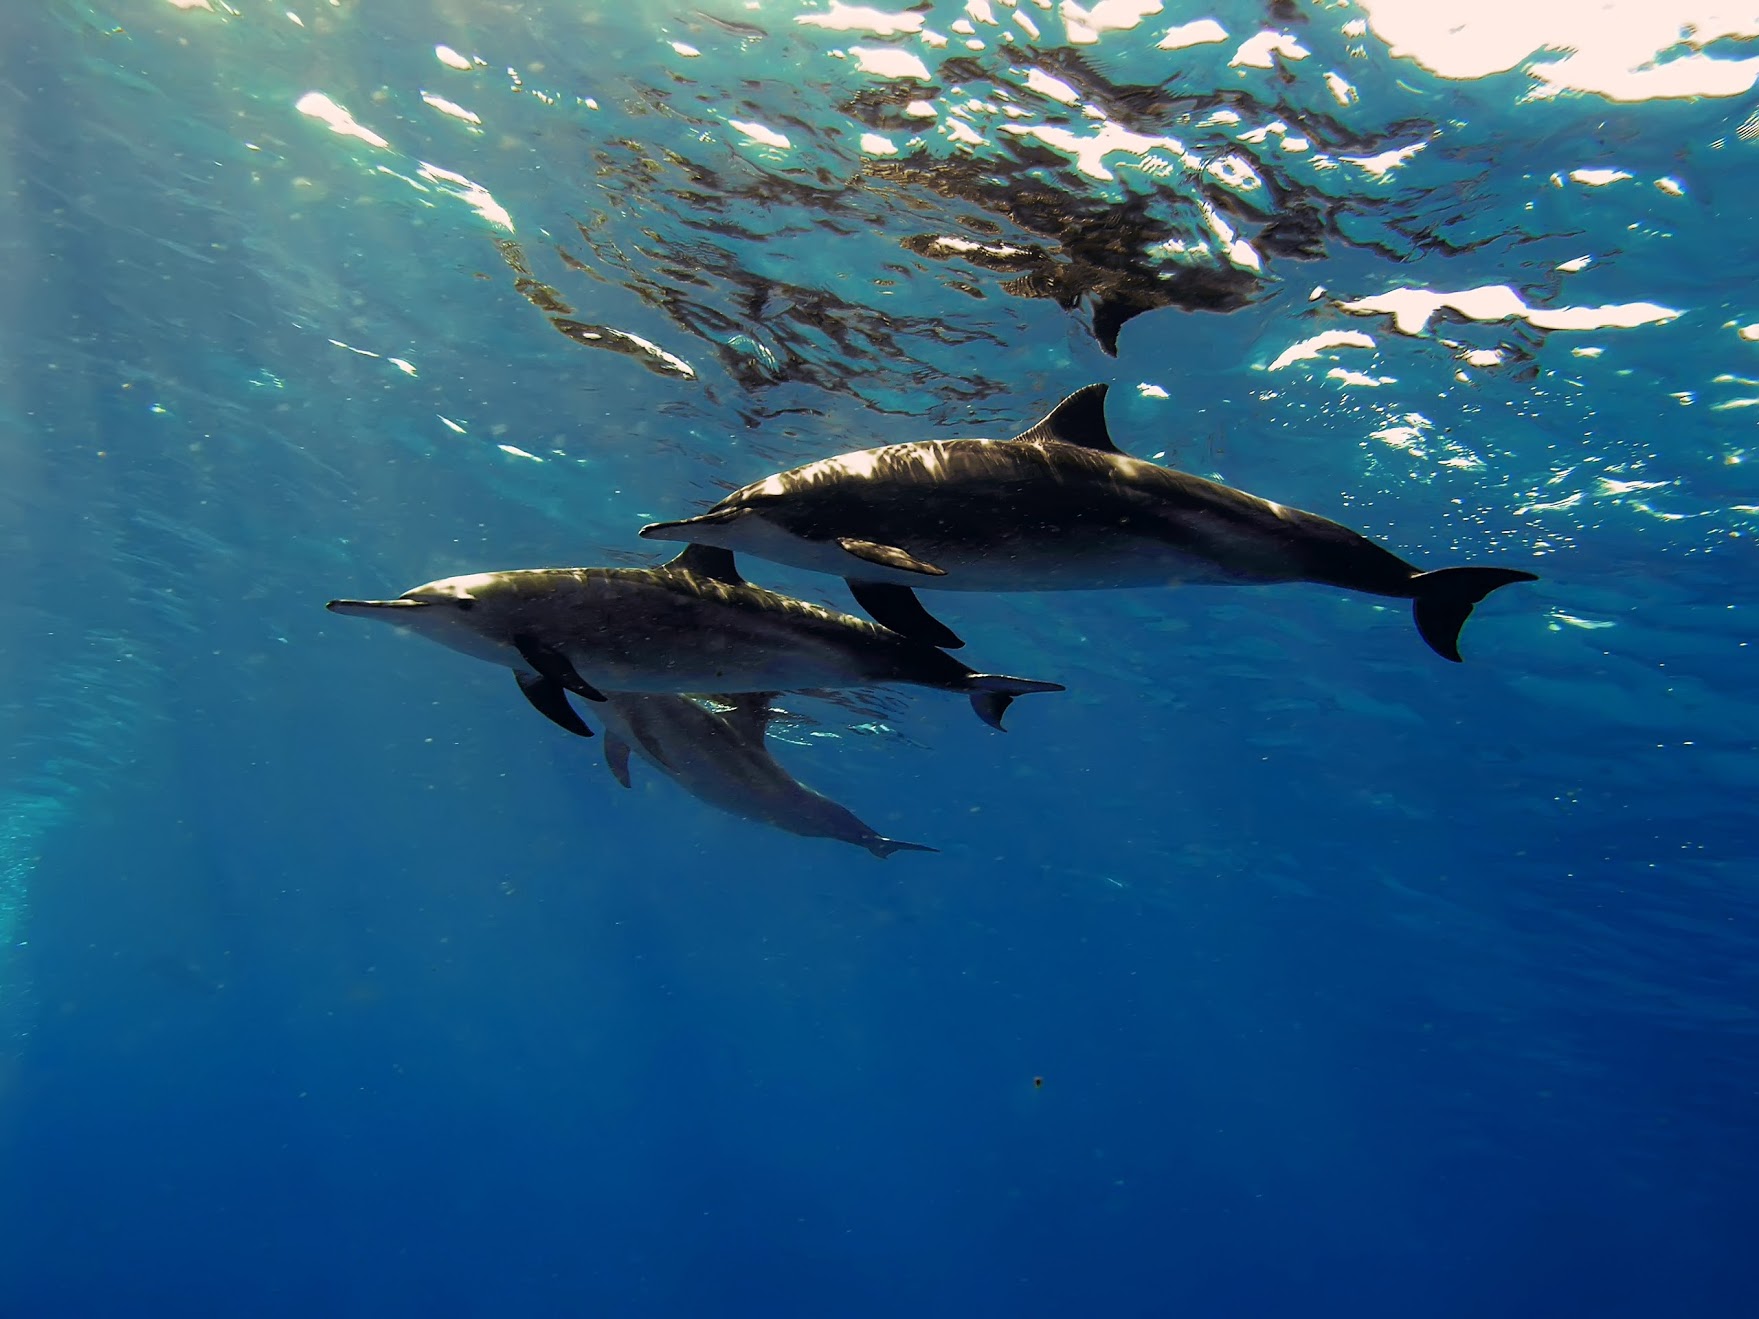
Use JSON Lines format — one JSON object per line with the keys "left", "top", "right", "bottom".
{"left": 866, "top": 836, "right": 939, "bottom": 860}
{"left": 1411, "top": 566, "right": 1539, "bottom": 662}
{"left": 966, "top": 675, "right": 1066, "bottom": 731}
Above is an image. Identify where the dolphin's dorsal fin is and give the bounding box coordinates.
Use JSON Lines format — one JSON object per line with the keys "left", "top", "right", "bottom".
{"left": 665, "top": 543, "right": 745, "bottom": 585}
{"left": 1008, "top": 383, "right": 1120, "bottom": 454}
{"left": 720, "top": 691, "right": 778, "bottom": 741}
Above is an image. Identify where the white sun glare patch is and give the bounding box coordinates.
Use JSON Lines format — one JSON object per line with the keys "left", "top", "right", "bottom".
{"left": 1357, "top": 0, "right": 1759, "bottom": 101}
{"left": 435, "top": 45, "right": 473, "bottom": 70}
{"left": 1328, "top": 368, "right": 1394, "bottom": 388}
{"left": 1001, "top": 119, "right": 1196, "bottom": 181}
{"left": 1230, "top": 30, "right": 1309, "bottom": 69}
{"left": 946, "top": 117, "right": 986, "bottom": 146}
{"left": 1214, "top": 151, "right": 1268, "bottom": 192}
{"left": 852, "top": 46, "right": 933, "bottom": 79}
{"left": 925, "top": 235, "right": 1031, "bottom": 259}
{"left": 1340, "top": 285, "right": 1681, "bottom": 336}
{"left": 731, "top": 120, "right": 792, "bottom": 149}
{"left": 1267, "top": 329, "right": 1376, "bottom": 372}
{"left": 860, "top": 132, "right": 900, "bottom": 155}
{"left": 1343, "top": 142, "right": 1426, "bottom": 178}
{"left": 1159, "top": 18, "right": 1227, "bottom": 50}
{"left": 1025, "top": 68, "right": 1081, "bottom": 103}
{"left": 498, "top": 444, "right": 543, "bottom": 461}
{"left": 296, "top": 92, "right": 390, "bottom": 149}
{"left": 1063, "top": 0, "right": 1166, "bottom": 46}
{"left": 421, "top": 92, "right": 482, "bottom": 126}
{"left": 417, "top": 162, "right": 513, "bottom": 230}
{"left": 325, "top": 342, "right": 419, "bottom": 378}
{"left": 795, "top": 3, "right": 926, "bottom": 36}
{"left": 1569, "top": 168, "right": 1631, "bottom": 186}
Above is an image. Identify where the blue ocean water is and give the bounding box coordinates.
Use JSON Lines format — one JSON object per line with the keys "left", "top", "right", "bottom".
{"left": 3, "top": 0, "right": 1757, "bottom": 1313}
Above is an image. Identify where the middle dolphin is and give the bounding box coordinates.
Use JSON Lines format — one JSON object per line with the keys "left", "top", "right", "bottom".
{"left": 325, "top": 545, "right": 1062, "bottom": 733}
{"left": 638, "top": 383, "right": 1538, "bottom": 661}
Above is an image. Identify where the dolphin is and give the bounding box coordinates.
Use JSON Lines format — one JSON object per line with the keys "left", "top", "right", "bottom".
{"left": 325, "top": 545, "right": 1062, "bottom": 733}
{"left": 596, "top": 690, "right": 936, "bottom": 860}
{"left": 639, "top": 383, "right": 1539, "bottom": 660}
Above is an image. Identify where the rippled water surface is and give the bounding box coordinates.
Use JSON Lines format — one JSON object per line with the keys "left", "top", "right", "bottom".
{"left": 3, "top": 1, "right": 1757, "bottom": 1314}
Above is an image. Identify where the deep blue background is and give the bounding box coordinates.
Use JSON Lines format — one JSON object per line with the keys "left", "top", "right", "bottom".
{"left": 2, "top": 1, "right": 1756, "bottom": 1315}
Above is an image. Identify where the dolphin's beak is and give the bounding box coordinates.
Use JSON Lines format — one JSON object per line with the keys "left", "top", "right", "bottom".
{"left": 326, "top": 598, "right": 430, "bottom": 619}
{"left": 640, "top": 508, "right": 745, "bottom": 543}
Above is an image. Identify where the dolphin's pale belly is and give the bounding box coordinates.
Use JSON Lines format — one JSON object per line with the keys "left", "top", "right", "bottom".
{"left": 741, "top": 517, "right": 1296, "bottom": 591}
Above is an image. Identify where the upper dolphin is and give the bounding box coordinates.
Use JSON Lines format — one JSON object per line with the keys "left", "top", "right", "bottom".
{"left": 597, "top": 690, "right": 936, "bottom": 860}
{"left": 326, "top": 545, "right": 1062, "bottom": 734}
{"left": 638, "top": 384, "right": 1538, "bottom": 660}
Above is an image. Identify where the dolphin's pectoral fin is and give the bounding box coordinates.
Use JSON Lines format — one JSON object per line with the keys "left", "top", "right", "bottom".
{"left": 1410, "top": 566, "right": 1539, "bottom": 662}
{"left": 663, "top": 542, "right": 746, "bottom": 585}
{"left": 1008, "top": 383, "right": 1123, "bottom": 454}
{"left": 720, "top": 691, "right": 779, "bottom": 742}
{"left": 603, "top": 734, "right": 633, "bottom": 787}
{"left": 515, "top": 671, "right": 595, "bottom": 738}
{"left": 514, "top": 634, "right": 607, "bottom": 702}
{"left": 847, "top": 580, "right": 965, "bottom": 649}
{"left": 836, "top": 538, "right": 947, "bottom": 577}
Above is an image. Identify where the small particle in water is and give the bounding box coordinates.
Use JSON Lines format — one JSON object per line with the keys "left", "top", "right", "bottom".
{"left": 1033, "top": 1076, "right": 1044, "bottom": 1088}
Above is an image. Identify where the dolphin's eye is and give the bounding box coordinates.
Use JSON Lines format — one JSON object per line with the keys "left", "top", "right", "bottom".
{"left": 455, "top": 598, "right": 476, "bottom": 612}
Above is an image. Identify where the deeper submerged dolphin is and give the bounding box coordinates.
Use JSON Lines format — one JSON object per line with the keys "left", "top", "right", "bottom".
{"left": 597, "top": 691, "right": 936, "bottom": 860}
{"left": 325, "top": 545, "right": 1062, "bottom": 732}
{"left": 639, "top": 384, "right": 1538, "bottom": 660}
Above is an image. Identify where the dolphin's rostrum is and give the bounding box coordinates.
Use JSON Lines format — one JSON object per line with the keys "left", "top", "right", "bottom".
{"left": 639, "top": 384, "right": 1539, "bottom": 661}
